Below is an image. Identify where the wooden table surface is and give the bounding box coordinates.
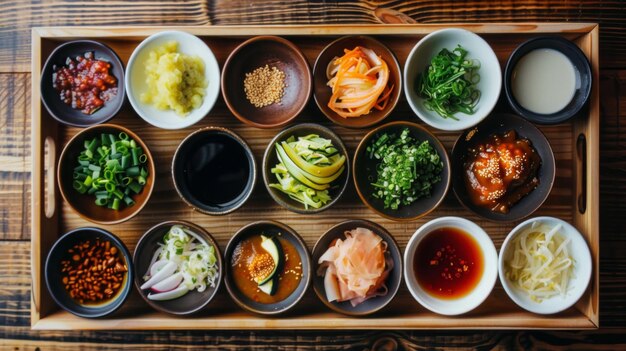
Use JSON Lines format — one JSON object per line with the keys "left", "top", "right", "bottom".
{"left": 1, "top": 1, "right": 625, "bottom": 349}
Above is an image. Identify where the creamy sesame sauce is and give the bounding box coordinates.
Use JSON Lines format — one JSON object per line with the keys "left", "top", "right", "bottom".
{"left": 511, "top": 48, "right": 577, "bottom": 115}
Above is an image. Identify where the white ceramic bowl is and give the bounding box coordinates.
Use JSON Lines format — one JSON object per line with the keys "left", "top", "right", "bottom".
{"left": 125, "top": 31, "right": 221, "bottom": 129}
{"left": 499, "top": 216, "right": 592, "bottom": 315}
{"left": 404, "top": 28, "right": 502, "bottom": 131}
{"left": 403, "top": 216, "right": 498, "bottom": 315}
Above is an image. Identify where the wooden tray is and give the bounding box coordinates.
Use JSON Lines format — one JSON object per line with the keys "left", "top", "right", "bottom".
{"left": 31, "top": 24, "right": 600, "bottom": 330}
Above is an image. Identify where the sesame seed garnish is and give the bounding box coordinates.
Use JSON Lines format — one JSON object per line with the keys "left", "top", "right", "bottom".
{"left": 247, "top": 253, "right": 275, "bottom": 280}
{"left": 243, "top": 65, "right": 286, "bottom": 108}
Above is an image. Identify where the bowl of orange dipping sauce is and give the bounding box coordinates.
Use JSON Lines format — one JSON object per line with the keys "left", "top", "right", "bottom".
{"left": 224, "top": 220, "right": 311, "bottom": 315}
{"left": 404, "top": 216, "right": 498, "bottom": 315}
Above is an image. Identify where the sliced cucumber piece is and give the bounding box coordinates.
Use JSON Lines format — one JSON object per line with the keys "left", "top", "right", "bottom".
{"left": 258, "top": 276, "right": 277, "bottom": 296}
{"left": 278, "top": 143, "right": 344, "bottom": 185}
{"left": 276, "top": 145, "right": 330, "bottom": 191}
{"left": 280, "top": 141, "right": 345, "bottom": 178}
{"left": 256, "top": 235, "right": 284, "bottom": 285}
{"left": 318, "top": 147, "right": 339, "bottom": 157}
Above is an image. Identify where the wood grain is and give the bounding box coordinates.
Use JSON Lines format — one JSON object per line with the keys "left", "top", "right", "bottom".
{"left": 2, "top": 1, "right": 626, "bottom": 72}
{"left": 599, "top": 70, "right": 626, "bottom": 242}
{"left": 0, "top": 73, "right": 31, "bottom": 241}
{"left": 0, "top": 242, "right": 30, "bottom": 328}
{"left": 208, "top": 0, "right": 626, "bottom": 68}
{"left": 0, "top": 0, "right": 211, "bottom": 73}
{"left": 4, "top": 331, "right": 626, "bottom": 351}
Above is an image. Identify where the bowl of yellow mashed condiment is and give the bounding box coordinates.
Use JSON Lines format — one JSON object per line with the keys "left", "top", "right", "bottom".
{"left": 126, "top": 31, "right": 221, "bottom": 129}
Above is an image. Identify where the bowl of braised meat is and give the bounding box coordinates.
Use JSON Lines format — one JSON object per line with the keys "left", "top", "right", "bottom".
{"left": 451, "top": 113, "right": 555, "bottom": 222}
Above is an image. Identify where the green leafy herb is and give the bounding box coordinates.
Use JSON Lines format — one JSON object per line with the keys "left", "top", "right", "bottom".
{"left": 72, "top": 132, "right": 148, "bottom": 210}
{"left": 415, "top": 45, "right": 480, "bottom": 120}
{"left": 367, "top": 128, "right": 443, "bottom": 210}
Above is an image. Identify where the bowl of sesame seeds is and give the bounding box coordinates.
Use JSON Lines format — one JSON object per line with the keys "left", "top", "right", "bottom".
{"left": 221, "top": 36, "right": 312, "bottom": 129}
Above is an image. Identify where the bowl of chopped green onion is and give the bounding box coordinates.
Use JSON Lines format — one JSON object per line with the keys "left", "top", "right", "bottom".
{"left": 58, "top": 124, "right": 155, "bottom": 224}
{"left": 404, "top": 28, "right": 501, "bottom": 131}
{"left": 262, "top": 123, "right": 350, "bottom": 214}
{"left": 353, "top": 121, "right": 450, "bottom": 221}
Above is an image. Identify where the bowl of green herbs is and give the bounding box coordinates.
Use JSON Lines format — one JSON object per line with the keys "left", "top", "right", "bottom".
{"left": 404, "top": 28, "right": 501, "bottom": 131}
{"left": 353, "top": 121, "right": 450, "bottom": 221}
{"left": 58, "top": 124, "right": 155, "bottom": 224}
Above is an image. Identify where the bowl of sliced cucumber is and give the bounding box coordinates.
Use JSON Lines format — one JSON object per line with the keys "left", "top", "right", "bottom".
{"left": 262, "top": 123, "right": 350, "bottom": 214}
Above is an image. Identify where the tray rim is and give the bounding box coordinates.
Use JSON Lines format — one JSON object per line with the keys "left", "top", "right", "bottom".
{"left": 30, "top": 23, "right": 600, "bottom": 330}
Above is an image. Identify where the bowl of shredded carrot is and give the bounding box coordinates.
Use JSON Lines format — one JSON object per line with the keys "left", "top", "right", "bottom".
{"left": 313, "top": 36, "right": 402, "bottom": 129}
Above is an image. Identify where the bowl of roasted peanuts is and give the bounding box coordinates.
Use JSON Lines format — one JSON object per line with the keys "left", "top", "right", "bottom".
{"left": 44, "top": 227, "right": 133, "bottom": 318}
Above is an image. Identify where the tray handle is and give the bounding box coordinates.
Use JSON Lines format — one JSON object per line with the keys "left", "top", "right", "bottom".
{"left": 44, "top": 136, "right": 56, "bottom": 218}
{"left": 32, "top": 112, "right": 60, "bottom": 324}
{"left": 576, "top": 133, "right": 587, "bottom": 214}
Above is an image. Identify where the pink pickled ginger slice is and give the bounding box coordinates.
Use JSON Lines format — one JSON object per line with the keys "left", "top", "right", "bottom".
{"left": 318, "top": 227, "right": 391, "bottom": 307}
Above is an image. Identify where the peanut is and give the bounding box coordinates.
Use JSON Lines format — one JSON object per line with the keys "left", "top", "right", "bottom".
{"left": 60, "top": 238, "right": 126, "bottom": 305}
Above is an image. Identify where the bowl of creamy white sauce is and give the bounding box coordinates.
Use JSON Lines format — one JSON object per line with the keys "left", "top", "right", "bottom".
{"left": 504, "top": 37, "right": 592, "bottom": 125}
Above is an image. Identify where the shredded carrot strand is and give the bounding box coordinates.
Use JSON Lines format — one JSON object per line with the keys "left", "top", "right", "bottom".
{"left": 326, "top": 46, "right": 393, "bottom": 118}
{"left": 374, "top": 84, "right": 394, "bottom": 110}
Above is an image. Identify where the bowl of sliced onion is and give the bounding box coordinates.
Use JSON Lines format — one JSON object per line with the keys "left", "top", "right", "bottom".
{"left": 499, "top": 216, "right": 593, "bottom": 314}
{"left": 313, "top": 36, "right": 402, "bottom": 129}
{"left": 133, "top": 220, "right": 223, "bottom": 315}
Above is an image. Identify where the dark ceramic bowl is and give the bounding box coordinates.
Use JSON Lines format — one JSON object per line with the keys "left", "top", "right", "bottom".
{"left": 40, "top": 40, "right": 125, "bottom": 127}
{"left": 262, "top": 123, "right": 350, "bottom": 214}
{"left": 451, "top": 113, "right": 555, "bottom": 222}
{"left": 44, "top": 227, "right": 133, "bottom": 318}
{"left": 504, "top": 36, "right": 592, "bottom": 124}
{"left": 172, "top": 126, "right": 257, "bottom": 215}
{"left": 353, "top": 121, "right": 451, "bottom": 221}
{"left": 312, "top": 219, "right": 402, "bottom": 316}
{"left": 224, "top": 221, "right": 311, "bottom": 315}
{"left": 57, "top": 124, "right": 155, "bottom": 225}
{"left": 133, "top": 220, "right": 223, "bottom": 315}
{"left": 313, "top": 35, "right": 402, "bottom": 129}
{"left": 221, "top": 36, "right": 312, "bottom": 128}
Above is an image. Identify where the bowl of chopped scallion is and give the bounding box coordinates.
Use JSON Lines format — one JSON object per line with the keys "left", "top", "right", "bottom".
{"left": 404, "top": 28, "right": 501, "bottom": 131}
{"left": 353, "top": 121, "right": 450, "bottom": 221}
{"left": 57, "top": 124, "right": 155, "bottom": 224}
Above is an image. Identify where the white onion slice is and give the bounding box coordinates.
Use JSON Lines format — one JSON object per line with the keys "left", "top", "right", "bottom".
{"left": 148, "top": 259, "right": 169, "bottom": 278}
{"left": 147, "top": 284, "right": 189, "bottom": 301}
{"left": 140, "top": 261, "right": 176, "bottom": 290}
{"left": 151, "top": 272, "right": 183, "bottom": 293}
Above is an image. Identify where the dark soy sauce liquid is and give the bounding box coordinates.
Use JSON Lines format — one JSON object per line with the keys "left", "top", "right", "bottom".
{"left": 183, "top": 134, "right": 250, "bottom": 208}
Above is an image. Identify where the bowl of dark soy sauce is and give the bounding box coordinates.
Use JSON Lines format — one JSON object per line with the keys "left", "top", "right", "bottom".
{"left": 172, "top": 126, "right": 257, "bottom": 215}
